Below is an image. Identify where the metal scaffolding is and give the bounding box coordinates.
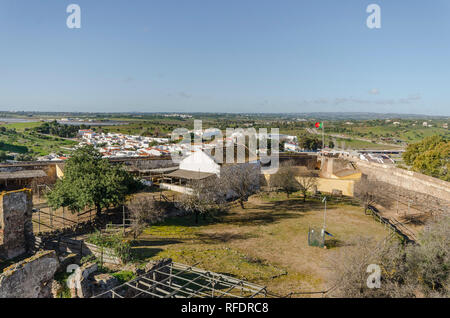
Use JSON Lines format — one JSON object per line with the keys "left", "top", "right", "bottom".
{"left": 94, "top": 262, "right": 276, "bottom": 298}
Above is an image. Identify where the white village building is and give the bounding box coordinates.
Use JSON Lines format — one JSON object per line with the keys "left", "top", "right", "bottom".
{"left": 160, "top": 146, "right": 260, "bottom": 196}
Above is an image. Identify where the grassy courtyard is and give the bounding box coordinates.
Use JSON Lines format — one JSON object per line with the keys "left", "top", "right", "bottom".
{"left": 131, "top": 193, "right": 389, "bottom": 297}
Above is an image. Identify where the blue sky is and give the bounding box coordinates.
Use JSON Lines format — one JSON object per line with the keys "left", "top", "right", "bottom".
{"left": 0, "top": 0, "right": 449, "bottom": 115}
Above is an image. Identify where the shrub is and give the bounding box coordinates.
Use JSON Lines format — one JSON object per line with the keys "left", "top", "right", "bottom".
{"left": 111, "top": 270, "right": 136, "bottom": 284}
{"left": 87, "top": 231, "right": 133, "bottom": 263}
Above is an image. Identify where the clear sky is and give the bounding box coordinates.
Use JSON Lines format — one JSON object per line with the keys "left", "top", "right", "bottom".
{"left": 0, "top": 0, "right": 449, "bottom": 115}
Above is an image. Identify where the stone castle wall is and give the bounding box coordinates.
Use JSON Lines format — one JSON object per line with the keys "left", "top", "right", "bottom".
{"left": 353, "top": 159, "right": 450, "bottom": 214}
{"left": 0, "top": 189, "right": 34, "bottom": 260}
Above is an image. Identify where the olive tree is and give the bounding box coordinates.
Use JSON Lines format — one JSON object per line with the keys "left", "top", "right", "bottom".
{"left": 47, "top": 145, "right": 140, "bottom": 216}
{"left": 221, "top": 163, "right": 260, "bottom": 209}
{"left": 176, "top": 177, "right": 228, "bottom": 223}
{"left": 297, "top": 171, "right": 318, "bottom": 202}
{"left": 269, "top": 161, "right": 300, "bottom": 198}
{"left": 127, "top": 196, "right": 166, "bottom": 239}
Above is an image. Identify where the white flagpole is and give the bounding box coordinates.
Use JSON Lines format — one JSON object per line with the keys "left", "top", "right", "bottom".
{"left": 322, "top": 123, "right": 324, "bottom": 150}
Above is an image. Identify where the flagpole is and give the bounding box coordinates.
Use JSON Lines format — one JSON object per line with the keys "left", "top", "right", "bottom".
{"left": 322, "top": 123, "right": 324, "bottom": 150}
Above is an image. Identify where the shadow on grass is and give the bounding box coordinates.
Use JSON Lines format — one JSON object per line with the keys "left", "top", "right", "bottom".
{"left": 195, "top": 232, "right": 256, "bottom": 244}
{"left": 152, "top": 214, "right": 220, "bottom": 228}
{"left": 325, "top": 239, "right": 345, "bottom": 249}
{"left": 132, "top": 239, "right": 182, "bottom": 247}
{"left": 0, "top": 142, "right": 28, "bottom": 153}
{"left": 222, "top": 209, "right": 298, "bottom": 226}
{"left": 325, "top": 239, "right": 355, "bottom": 249}
{"left": 131, "top": 247, "right": 164, "bottom": 260}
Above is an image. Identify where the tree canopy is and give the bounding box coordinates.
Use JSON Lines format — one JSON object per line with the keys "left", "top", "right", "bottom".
{"left": 402, "top": 135, "right": 449, "bottom": 181}
{"left": 33, "top": 120, "right": 89, "bottom": 138}
{"left": 299, "top": 135, "right": 321, "bottom": 151}
{"left": 47, "top": 145, "right": 140, "bottom": 215}
{"left": 269, "top": 161, "right": 300, "bottom": 198}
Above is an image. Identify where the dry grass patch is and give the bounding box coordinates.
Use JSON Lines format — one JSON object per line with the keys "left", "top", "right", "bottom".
{"left": 133, "top": 193, "right": 389, "bottom": 296}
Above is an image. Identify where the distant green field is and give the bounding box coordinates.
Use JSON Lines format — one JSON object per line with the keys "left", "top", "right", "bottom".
{"left": 328, "top": 137, "right": 402, "bottom": 150}
{"left": 2, "top": 121, "right": 42, "bottom": 131}
{"left": 0, "top": 131, "right": 77, "bottom": 156}
{"left": 347, "top": 125, "right": 449, "bottom": 144}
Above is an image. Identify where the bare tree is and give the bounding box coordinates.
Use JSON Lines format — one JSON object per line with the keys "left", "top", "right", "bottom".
{"left": 221, "top": 164, "right": 260, "bottom": 209}
{"left": 327, "top": 215, "right": 450, "bottom": 298}
{"left": 405, "top": 214, "right": 450, "bottom": 297}
{"left": 354, "top": 178, "right": 393, "bottom": 213}
{"left": 176, "top": 177, "right": 228, "bottom": 223}
{"left": 297, "top": 171, "right": 318, "bottom": 202}
{"left": 354, "top": 178, "right": 378, "bottom": 214}
{"left": 127, "top": 196, "right": 166, "bottom": 239}
{"left": 269, "top": 161, "right": 300, "bottom": 198}
{"left": 326, "top": 236, "right": 415, "bottom": 298}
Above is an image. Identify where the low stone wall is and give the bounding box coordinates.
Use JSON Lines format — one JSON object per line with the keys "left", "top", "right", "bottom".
{"left": 0, "top": 250, "right": 59, "bottom": 298}
{"left": 37, "top": 236, "right": 122, "bottom": 265}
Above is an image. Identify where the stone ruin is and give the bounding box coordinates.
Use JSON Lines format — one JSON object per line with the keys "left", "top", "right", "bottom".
{"left": 0, "top": 188, "right": 175, "bottom": 298}
{"left": 65, "top": 262, "right": 119, "bottom": 298}
{"left": 66, "top": 259, "right": 173, "bottom": 298}
{"left": 0, "top": 189, "right": 34, "bottom": 260}
{"left": 0, "top": 250, "right": 59, "bottom": 298}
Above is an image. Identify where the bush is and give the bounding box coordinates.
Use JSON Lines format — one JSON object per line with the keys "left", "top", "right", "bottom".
{"left": 327, "top": 215, "right": 449, "bottom": 298}
{"left": 87, "top": 231, "right": 133, "bottom": 263}
{"left": 111, "top": 270, "right": 136, "bottom": 284}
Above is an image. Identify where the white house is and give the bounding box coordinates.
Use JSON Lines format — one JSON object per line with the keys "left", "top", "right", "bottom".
{"left": 161, "top": 146, "right": 260, "bottom": 196}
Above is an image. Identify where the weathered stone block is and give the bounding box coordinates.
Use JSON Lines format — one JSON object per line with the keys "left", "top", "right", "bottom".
{"left": 67, "top": 262, "right": 98, "bottom": 298}
{"left": 0, "top": 189, "right": 34, "bottom": 260}
{"left": 92, "top": 273, "right": 119, "bottom": 296}
{"left": 0, "top": 250, "right": 59, "bottom": 298}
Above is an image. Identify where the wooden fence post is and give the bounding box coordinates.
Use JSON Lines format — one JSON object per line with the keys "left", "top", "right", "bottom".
{"left": 50, "top": 207, "right": 53, "bottom": 228}
{"left": 123, "top": 205, "right": 126, "bottom": 235}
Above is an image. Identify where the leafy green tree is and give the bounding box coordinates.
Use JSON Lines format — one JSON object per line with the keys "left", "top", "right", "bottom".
{"left": 0, "top": 150, "right": 8, "bottom": 162}
{"left": 47, "top": 145, "right": 140, "bottom": 216}
{"left": 299, "top": 136, "right": 321, "bottom": 151}
{"left": 403, "top": 135, "right": 449, "bottom": 181}
{"left": 15, "top": 152, "right": 34, "bottom": 161}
